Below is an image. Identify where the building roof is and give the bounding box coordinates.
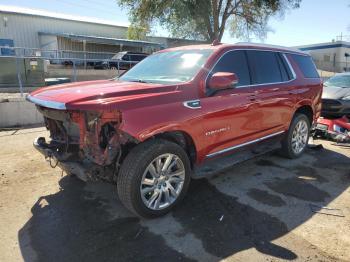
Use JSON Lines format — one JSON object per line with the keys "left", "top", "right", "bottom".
{"left": 39, "top": 32, "right": 162, "bottom": 48}
{"left": 0, "top": 5, "right": 129, "bottom": 28}
{"left": 295, "top": 41, "right": 350, "bottom": 51}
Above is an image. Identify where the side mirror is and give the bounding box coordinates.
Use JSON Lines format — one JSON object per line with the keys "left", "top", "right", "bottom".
{"left": 208, "top": 72, "right": 238, "bottom": 91}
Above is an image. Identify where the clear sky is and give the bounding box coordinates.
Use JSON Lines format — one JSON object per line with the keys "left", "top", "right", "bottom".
{"left": 0, "top": 0, "right": 349, "bottom": 46}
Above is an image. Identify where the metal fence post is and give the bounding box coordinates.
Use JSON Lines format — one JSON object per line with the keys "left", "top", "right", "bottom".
{"left": 117, "top": 60, "right": 120, "bottom": 76}
{"left": 15, "top": 54, "right": 24, "bottom": 97}
{"left": 83, "top": 40, "right": 87, "bottom": 70}
{"left": 73, "top": 60, "right": 77, "bottom": 82}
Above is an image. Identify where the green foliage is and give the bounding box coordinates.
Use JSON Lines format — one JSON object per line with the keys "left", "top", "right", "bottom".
{"left": 117, "top": 0, "right": 301, "bottom": 41}
{"left": 127, "top": 23, "right": 149, "bottom": 40}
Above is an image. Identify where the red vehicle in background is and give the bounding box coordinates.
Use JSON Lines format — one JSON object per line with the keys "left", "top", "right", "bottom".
{"left": 27, "top": 42, "right": 322, "bottom": 217}
{"left": 315, "top": 73, "right": 350, "bottom": 143}
{"left": 315, "top": 116, "right": 350, "bottom": 143}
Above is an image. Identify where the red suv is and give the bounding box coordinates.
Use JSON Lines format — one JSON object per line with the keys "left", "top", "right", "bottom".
{"left": 27, "top": 43, "right": 322, "bottom": 217}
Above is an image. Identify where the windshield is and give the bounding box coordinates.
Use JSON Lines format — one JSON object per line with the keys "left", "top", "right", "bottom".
{"left": 325, "top": 75, "right": 350, "bottom": 88}
{"left": 119, "top": 49, "right": 213, "bottom": 84}
{"left": 111, "top": 52, "right": 126, "bottom": 60}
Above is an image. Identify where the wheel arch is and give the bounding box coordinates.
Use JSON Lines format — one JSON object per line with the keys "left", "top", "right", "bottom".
{"left": 150, "top": 131, "right": 197, "bottom": 168}
{"left": 294, "top": 104, "right": 314, "bottom": 125}
{"left": 117, "top": 128, "right": 197, "bottom": 170}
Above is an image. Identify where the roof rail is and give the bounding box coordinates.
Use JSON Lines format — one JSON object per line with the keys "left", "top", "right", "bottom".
{"left": 235, "top": 42, "right": 305, "bottom": 54}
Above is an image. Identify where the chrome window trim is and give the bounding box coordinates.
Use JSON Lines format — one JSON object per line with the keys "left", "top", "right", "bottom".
{"left": 26, "top": 95, "right": 66, "bottom": 110}
{"left": 205, "top": 49, "right": 298, "bottom": 90}
{"left": 206, "top": 130, "right": 285, "bottom": 158}
{"left": 282, "top": 53, "right": 297, "bottom": 79}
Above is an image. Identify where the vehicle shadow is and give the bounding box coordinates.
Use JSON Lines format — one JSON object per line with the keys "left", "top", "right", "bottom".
{"left": 18, "top": 146, "right": 350, "bottom": 261}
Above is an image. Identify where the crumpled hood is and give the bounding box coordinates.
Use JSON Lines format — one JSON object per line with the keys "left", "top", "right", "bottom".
{"left": 322, "top": 85, "right": 350, "bottom": 99}
{"left": 27, "top": 79, "right": 184, "bottom": 110}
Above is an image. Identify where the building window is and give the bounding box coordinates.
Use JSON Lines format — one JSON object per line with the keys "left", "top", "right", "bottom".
{"left": 324, "top": 55, "right": 331, "bottom": 62}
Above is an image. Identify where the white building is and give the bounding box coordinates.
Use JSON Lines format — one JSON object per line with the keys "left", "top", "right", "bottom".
{"left": 0, "top": 5, "right": 204, "bottom": 58}
{"left": 296, "top": 41, "right": 350, "bottom": 73}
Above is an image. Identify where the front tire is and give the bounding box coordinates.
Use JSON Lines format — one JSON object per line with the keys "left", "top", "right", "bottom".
{"left": 281, "top": 113, "right": 310, "bottom": 159}
{"left": 117, "top": 139, "right": 191, "bottom": 218}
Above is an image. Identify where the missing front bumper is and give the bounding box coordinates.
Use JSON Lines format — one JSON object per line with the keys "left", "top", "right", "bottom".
{"left": 33, "top": 137, "right": 94, "bottom": 182}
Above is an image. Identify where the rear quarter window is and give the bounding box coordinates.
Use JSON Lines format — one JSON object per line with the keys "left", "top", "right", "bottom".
{"left": 291, "top": 54, "right": 319, "bottom": 78}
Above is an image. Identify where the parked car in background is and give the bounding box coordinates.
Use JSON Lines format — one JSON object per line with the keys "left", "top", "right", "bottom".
{"left": 61, "top": 60, "right": 97, "bottom": 67}
{"left": 27, "top": 42, "right": 322, "bottom": 217}
{"left": 322, "top": 73, "right": 350, "bottom": 117}
{"left": 94, "top": 51, "right": 148, "bottom": 70}
{"left": 315, "top": 116, "right": 350, "bottom": 143}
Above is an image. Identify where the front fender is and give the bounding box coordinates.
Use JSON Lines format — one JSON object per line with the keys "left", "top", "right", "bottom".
{"left": 118, "top": 102, "right": 205, "bottom": 152}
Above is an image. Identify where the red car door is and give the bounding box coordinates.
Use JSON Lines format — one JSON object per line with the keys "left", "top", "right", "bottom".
{"left": 246, "top": 50, "right": 296, "bottom": 133}
{"left": 200, "top": 50, "right": 264, "bottom": 158}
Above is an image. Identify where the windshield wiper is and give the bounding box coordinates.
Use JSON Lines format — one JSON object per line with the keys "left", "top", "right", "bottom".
{"left": 126, "top": 79, "right": 150, "bottom": 83}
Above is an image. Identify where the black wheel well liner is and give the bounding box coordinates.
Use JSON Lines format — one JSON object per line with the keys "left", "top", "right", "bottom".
{"left": 118, "top": 131, "right": 197, "bottom": 170}
{"left": 294, "top": 105, "right": 313, "bottom": 124}
{"left": 152, "top": 131, "right": 197, "bottom": 167}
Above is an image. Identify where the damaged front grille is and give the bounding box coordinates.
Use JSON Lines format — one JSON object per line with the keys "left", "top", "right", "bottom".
{"left": 35, "top": 106, "right": 136, "bottom": 182}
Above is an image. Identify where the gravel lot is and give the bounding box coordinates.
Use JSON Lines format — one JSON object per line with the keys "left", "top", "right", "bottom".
{"left": 0, "top": 127, "right": 349, "bottom": 262}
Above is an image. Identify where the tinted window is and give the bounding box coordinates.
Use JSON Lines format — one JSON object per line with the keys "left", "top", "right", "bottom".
{"left": 134, "top": 55, "right": 147, "bottom": 61}
{"left": 134, "top": 55, "right": 142, "bottom": 61}
{"left": 122, "top": 54, "right": 130, "bottom": 61}
{"left": 129, "top": 55, "right": 137, "bottom": 61}
{"left": 247, "top": 51, "right": 283, "bottom": 84}
{"left": 210, "top": 50, "right": 250, "bottom": 87}
{"left": 291, "top": 54, "right": 319, "bottom": 78}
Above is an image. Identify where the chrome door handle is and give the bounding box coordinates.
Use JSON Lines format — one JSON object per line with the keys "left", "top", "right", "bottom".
{"left": 183, "top": 100, "right": 201, "bottom": 109}
{"left": 248, "top": 95, "right": 256, "bottom": 101}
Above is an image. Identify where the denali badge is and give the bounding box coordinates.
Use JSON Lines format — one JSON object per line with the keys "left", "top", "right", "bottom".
{"left": 205, "top": 126, "right": 231, "bottom": 136}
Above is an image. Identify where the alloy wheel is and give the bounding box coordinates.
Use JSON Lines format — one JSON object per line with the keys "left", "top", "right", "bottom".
{"left": 140, "top": 153, "right": 185, "bottom": 210}
{"left": 291, "top": 119, "right": 309, "bottom": 154}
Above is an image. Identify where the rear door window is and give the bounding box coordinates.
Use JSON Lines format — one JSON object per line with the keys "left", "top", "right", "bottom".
{"left": 122, "top": 54, "right": 130, "bottom": 61}
{"left": 210, "top": 50, "right": 251, "bottom": 87}
{"left": 291, "top": 54, "right": 319, "bottom": 78}
{"left": 134, "top": 55, "right": 146, "bottom": 61}
{"left": 246, "top": 50, "right": 283, "bottom": 84}
{"left": 130, "top": 54, "right": 139, "bottom": 61}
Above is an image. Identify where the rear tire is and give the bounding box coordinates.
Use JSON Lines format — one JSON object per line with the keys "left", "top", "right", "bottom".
{"left": 280, "top": 113, "right": 310, "bottom": 159}
{"left": 117, "top": 139, "right": 191, "bottom": 218}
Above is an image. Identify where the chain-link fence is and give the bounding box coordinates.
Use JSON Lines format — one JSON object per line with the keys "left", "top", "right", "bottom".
{"left": 1, "top": 45, "right": 347, "bottom": 96}
{"left": 0, "top": 46, "right": 150, "bottom": 96}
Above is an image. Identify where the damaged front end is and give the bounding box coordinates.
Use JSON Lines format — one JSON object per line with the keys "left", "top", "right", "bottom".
{"left": 34, "top": 106, "right": 137, "bottom": 182}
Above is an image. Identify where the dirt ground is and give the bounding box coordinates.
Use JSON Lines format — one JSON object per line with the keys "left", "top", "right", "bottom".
{"left": 0, "top": 127, "right": 349, "bottom": 262}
